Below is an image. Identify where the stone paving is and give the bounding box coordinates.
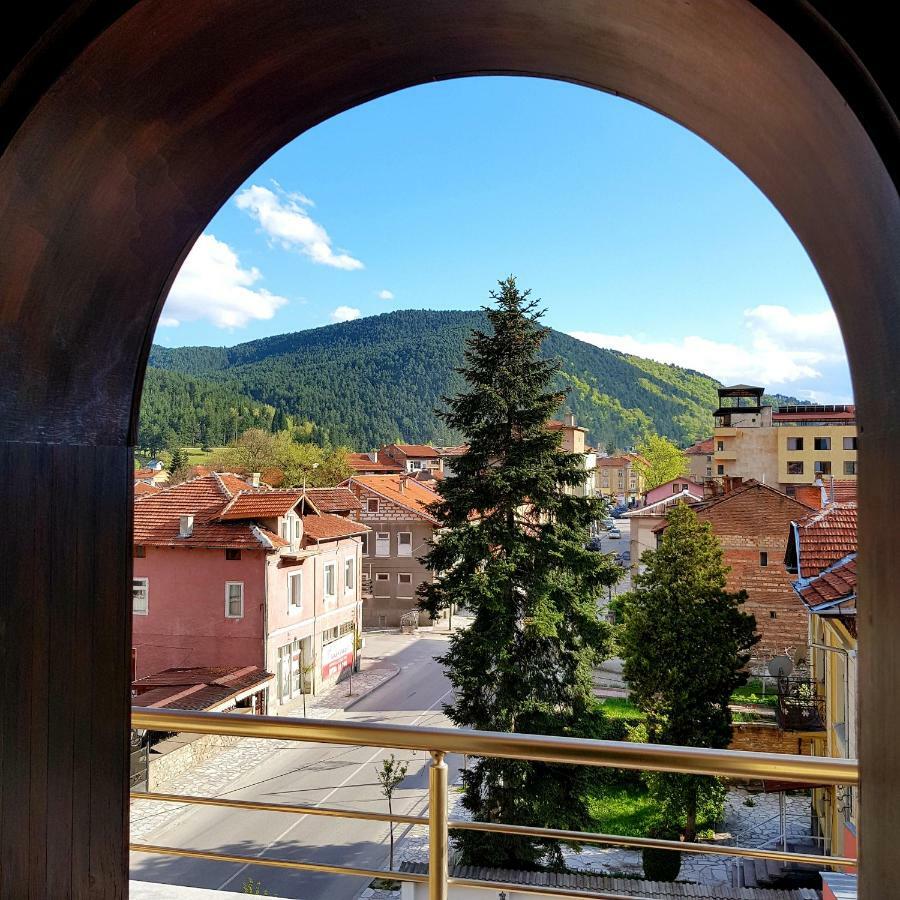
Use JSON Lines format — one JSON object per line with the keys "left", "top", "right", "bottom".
{"left": 358, "top": 783, "right": 815, "bottom": 899}
{"left": 130, "top": 660, "right": 400, "bottom": 842}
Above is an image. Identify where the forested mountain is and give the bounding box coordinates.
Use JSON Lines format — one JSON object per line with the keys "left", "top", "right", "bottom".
{"left": 144, "top": 309, "right": 735, "bottom": 450}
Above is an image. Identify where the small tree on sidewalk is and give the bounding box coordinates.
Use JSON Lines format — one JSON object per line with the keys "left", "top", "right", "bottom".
{"left": 376, "top": 754, "right": 409, "bottom": 870}
{"left": 419, "top": 277, "right": 622, "bottom": 870}
{"left": 619, "top": 503, "right": 758, "bottom": 840}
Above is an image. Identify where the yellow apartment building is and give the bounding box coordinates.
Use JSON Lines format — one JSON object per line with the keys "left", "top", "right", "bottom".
{"left": 713, "top": 385, "right": 857, "bottom": 493}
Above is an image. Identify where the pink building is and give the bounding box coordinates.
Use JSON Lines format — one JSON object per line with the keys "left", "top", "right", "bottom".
{"left": 643, "top": 475, "right": 706, "bottom": 507}
{"left": 133, "top": 473, "right": 367, "bottom": 711}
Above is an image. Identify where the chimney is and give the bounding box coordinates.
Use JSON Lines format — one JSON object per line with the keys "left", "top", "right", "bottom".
{"left": 249, "top": 472, "right": 260, "bottom": 488}
{"left": 179, "top": 514, "right": 194, "bottom": 537}
{"left": 795, "top": 482, "right": 826, "bottom": 510}
{"left": 399, "top": 474, "right": 407, "bottom": 493}
{"left": 368, "top": 451, "right": 378, "bottom": 462}
{"left": 565, "top": 413, "right": 576, "bottom": 427}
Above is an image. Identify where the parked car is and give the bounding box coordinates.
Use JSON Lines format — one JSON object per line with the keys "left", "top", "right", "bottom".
{"left": 616, "top": 549, "right": 631, "bottom": 565}
{"left": 587, "top": 535, "right": 605, "bottom": 552}
{"left": 608, "top": 527, "right": 622, "bottom": 539}
{"left": 611, "top": 504, "right": 628, "bottom": 518}
{"left": 601, "top": 517, "right": 615, "bottom": 530}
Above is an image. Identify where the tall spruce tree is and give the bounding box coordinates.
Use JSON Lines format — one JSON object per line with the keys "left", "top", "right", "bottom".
{"left": 619, "top": 503, "right": 759, "bottom": 840}
{"left": 419, "top": 277, "right": 622, "bottom": 870}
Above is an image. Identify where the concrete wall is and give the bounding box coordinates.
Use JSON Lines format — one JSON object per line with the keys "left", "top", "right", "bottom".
{"left": 147, "top": 731, "right": 244, "bottom": 791}
{"left": 777, "top": 424, "right": 858, "bottom": 485}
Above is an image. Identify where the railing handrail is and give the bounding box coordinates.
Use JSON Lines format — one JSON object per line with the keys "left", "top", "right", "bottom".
{"left": 131, "top": 706, "right": 857, "bottom": 785}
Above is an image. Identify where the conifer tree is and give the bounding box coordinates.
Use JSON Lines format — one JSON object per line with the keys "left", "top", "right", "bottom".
{"left": 619, "top": 503, "right": 759, "bottom": 840}
{"left": 419, "top": 277, "right": 622, "bottom": 870}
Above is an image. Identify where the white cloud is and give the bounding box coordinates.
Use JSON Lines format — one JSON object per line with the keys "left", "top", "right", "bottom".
{"left": 161, "top": 233, "right": 288, "bottom": 329}
{"left": 331, "top": 305, "right": 362, "bottom": 323}
{"left": 570, "top": 304, "right": 849, "bottom": 393}
{"left": 235, "top": 184, "right": 363, "bottom": 270}
{"left": 377, "top": 289, "right": 395, "bottom": 300}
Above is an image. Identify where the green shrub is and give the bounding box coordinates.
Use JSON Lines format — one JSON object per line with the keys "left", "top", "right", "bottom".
{"left": 642, "top": 845, "right": 682, "bottom": 882}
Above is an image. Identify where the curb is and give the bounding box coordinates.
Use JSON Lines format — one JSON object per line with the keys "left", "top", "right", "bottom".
{"left": 343, "top": 663, "right": 402, "bottom": 711}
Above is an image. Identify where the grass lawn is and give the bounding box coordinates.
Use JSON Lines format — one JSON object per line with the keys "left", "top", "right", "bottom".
{"left": 598, "top": 698, "right": 644, "bottom": 721}
{"left": 730, "top": 679, "right": 777, "bottom": 708}
{"left": 586, "top": 785, "right": 659, "bottom": 837}
{"left": 182, "top": 446, "right": 224, "bottom": 465}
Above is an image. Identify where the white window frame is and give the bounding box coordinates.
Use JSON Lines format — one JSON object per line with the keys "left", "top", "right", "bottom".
{"left": 281, "top": 519, "right": 290, "bottom": 541}
{"left": 361, "top": 532, "right": 369, "bottom": 556}
{"left": 133, "top": 577, "right": 149, "bottom": 615}
{"left": 375, "top": 531, "right": 390, "bottom": 557}
{"left": 397, "top": 531, "right": 413, "bottom": 557}
{"left": 288, "top": 571, "right": 303, "bottom": 614}
{"left": 344, "top": 557, "right": 355, "bottom": 593}
{"left": 367, "top": 498, "right": 380, "bottom": 514}
{"left": 294, "top": 518, "right": 301, "bottom": 539}
{"left": 324, "top": 561, "right": 337, "bottom": 606}
{"left": 225, "top": 581, "right": 244, "bottom": 618}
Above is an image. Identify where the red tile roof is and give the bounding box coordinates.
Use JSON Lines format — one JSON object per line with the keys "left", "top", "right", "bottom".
{"left": 345, "top": 475, "right": 440, "bottom": 523}
{"left": 597, "top": 456, "right": 634, "bottom": 468}
{"left": 347, "top": 453, "right": 404, "bottom": 473}
{"left": 132, "top": 665, "right": 273, "bottom": 711}
{"left": 304, "top": 487, "right": 361, "bottom": 513}
{"left": 435, "top": 444, "right": 468, "bottom": 457}
{"left": 829, "top": 479, "right": 857, "bottom": 503}
{"left": 773, "top": 407, "right": 855, "bottom": 422}
{"left": 217, "top": 490, "right": 304, "bottom": 520}
{"left": 684, "top": 437, "right": 714, "bottom": 455}
{"left": 302, "top": 513, "right": 369, "bottom": 541}
{"left": 135, "top": 467, "right": 156, "bottom": 478}
{"left": 390, "top": 444, "right": 440, "bottom": 457}
{"left": 548, "top": 420, "right": 587, "bottom": 433}
{"left": 133, "top": 474, "right": 288, "bottom": 549}
{"left": 134, "top": 481, "right": 161, "bottom": 495}
{"left": 796, "top": 555, "right": 857, "bottom": 612}
{"left": 792, "top": 503, "right": 858, "bottom": 579}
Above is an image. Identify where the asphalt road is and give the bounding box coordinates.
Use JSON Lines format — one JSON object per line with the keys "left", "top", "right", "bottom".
{"left": 129, "top": 631, "right": 461, "bottom": 899}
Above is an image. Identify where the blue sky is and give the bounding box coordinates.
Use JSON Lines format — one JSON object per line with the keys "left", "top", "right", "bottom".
{"left": 158, "top": 76, "right": 852, "bottom": 403}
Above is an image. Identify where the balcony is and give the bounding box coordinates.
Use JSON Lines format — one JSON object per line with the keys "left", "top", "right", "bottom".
{"left": 776, "top": 678, "right": 827, "bottom": 733}
{"left": 131, "top": 707, "right": 856, "bottom": 899}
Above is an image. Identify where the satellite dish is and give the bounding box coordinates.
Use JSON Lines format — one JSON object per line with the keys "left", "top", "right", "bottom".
{"left": 768, "top": 655, "right": 794, "bottom": 678}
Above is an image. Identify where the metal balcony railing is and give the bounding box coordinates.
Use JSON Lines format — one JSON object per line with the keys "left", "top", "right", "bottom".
{"left": 130, "top": 707, "right": 858, "bottom": 900}
{"left": 776, "top": 678, "right": 827, "bottom": 732}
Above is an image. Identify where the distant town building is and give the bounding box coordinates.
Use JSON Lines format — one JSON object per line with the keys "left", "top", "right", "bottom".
{"left": 132, "top": 473, "right": 366, "bottom": 711}
{"left": 713, "top": 385, "right": 857, "bottom": 493}
{"left": 684, "top": 437, "right": 714, "bottom": 481}
{"left": 549, "top": 414, "right": 596, "bottom": 496}
{"left": 378, "top": 443, "right": 444, "bottom": 474}
{"left": 342, "top": 474, "right": 441, "bottom": 627}
{"left": 622, "top": 488, "right": 704, "bottom": 568}
{"left": 596, "top": 454, "right": 644, "bottom": 503}
{"left": 643, "top": 475, "right": 706, "bottom": 507}
{"left": 346, "top": 452, "right": 405, "bottom": 475}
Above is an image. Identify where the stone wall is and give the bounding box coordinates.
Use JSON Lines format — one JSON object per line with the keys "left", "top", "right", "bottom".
{"left": 148, "top": 731, "right": 244, "bottom": 791}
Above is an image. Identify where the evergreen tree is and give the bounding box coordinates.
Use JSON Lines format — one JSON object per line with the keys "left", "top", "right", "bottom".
{"left": 169, "top": 447, "right": 187, "bottom": 472}
{"left": 419, "top": 277, "right": 622, "bottom": 870}
{"left": 619, "top": 503, "right": 759, "bottom": 840}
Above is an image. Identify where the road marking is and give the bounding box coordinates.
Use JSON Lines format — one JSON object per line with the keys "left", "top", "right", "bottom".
{"left": 216, "top": 686, "right": 454, "bottom": 890}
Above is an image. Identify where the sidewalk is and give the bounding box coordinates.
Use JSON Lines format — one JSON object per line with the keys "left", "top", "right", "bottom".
{"left": 130, "top": 656, "right": 400, "bottom": 842}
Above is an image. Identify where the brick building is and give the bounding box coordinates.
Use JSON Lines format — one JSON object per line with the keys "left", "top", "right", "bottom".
{"left": 687, "top": 481, "right": 815, "bottom": 668}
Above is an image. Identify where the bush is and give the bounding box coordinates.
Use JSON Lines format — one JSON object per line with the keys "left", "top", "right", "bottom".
{"left": 642, "top": 825, "right": 682, "bottom": 882}
{"left": 642, "top": 845, "right": 682, "bottom": 882}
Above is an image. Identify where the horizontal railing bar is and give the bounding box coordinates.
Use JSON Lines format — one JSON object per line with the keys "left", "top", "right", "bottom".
{"left": 129, "top": 790, "right": 855, "bottom": 869}
{"left": 131, "top": 708, "right": 858, "bottom": 785}
{"left": 449, "top": 820, "right": 856, "bottom": 868}
{"left": 129, "top": 843, "right": 429, "bottom": 883}
{"left": 129, "top": 790, "right": 429, "bottom": 825}
{"left": 449, "top": 878, "right": 658, "bottom": 900}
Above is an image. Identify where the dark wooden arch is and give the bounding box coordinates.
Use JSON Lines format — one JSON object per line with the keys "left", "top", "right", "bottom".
{"left": 1, "top": 2, "right": 897, "bottom": 895}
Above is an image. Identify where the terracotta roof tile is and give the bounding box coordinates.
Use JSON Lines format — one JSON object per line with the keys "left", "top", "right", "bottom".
{"left": 132, "top": 665, "right": 273, "bottom": 711}
{"left": 134, "top": 473, "right": 282, "bottom": 549}
{"left": 134, "top": 481, "right": 161, "bottom": 495}
{"left": 304, "top": 487, "right": 361, "bottom": 513}
{"left": 347, "top": 453, "right": 404, "bottom": 473}
{"left": 793, "top": 503, "right": 858, "bottom": 579}
{"left": 345, "top": 474, "right": 440, "bottom": 523}
{"left": 597, "top": 456, "right": 633, "bottom": 468}
{"left": 684, "top": 437, "right": 714, "bottom": 455}
{"left": 217, "top": 490, "right": 303, "bottom": 520}
{"left": 302, "top": 513, "right": 369, "bottom": 541}
{"left": 390, "top": 443, "right": 440, "bottom": 457}
{"left": 796, "top": 555, "right": 857, "bottom": 612}
{"left": 435, "top": 444, "right": 468, "bottom": 457}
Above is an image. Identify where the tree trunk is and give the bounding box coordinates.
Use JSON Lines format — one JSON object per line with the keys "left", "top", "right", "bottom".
{"left": 388, "top": 795, "right": 394, "bottom": 870}
{"left": 684, "top": 786, "right": 698, "bottom": 843}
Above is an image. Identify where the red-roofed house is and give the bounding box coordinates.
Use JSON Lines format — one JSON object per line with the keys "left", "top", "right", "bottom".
{"left": 684, "top": 437, "right": 714, "bottom": 481}
{"left": 132, "top": 473, "right": 367, "bottom": 709}
{"left": 347, "top": 452, "right": 404, "bottom": 475}
{"left": 342, "top": 474, "right": 441, "bottom": 626}
{"left": 377, "top": 443, "right": 444, "bottom": 474}
{"left": 596, "top": 454, "right": 644, "bottom": 503}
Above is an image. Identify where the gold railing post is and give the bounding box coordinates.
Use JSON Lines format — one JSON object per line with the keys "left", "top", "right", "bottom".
{"left": 428, "top": 750, "right": 449, "bottom": 900}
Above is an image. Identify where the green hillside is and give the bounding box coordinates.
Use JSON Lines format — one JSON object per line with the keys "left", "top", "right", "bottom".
{"left": 143, "top": 309, "right": 726, "bottom": 450}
